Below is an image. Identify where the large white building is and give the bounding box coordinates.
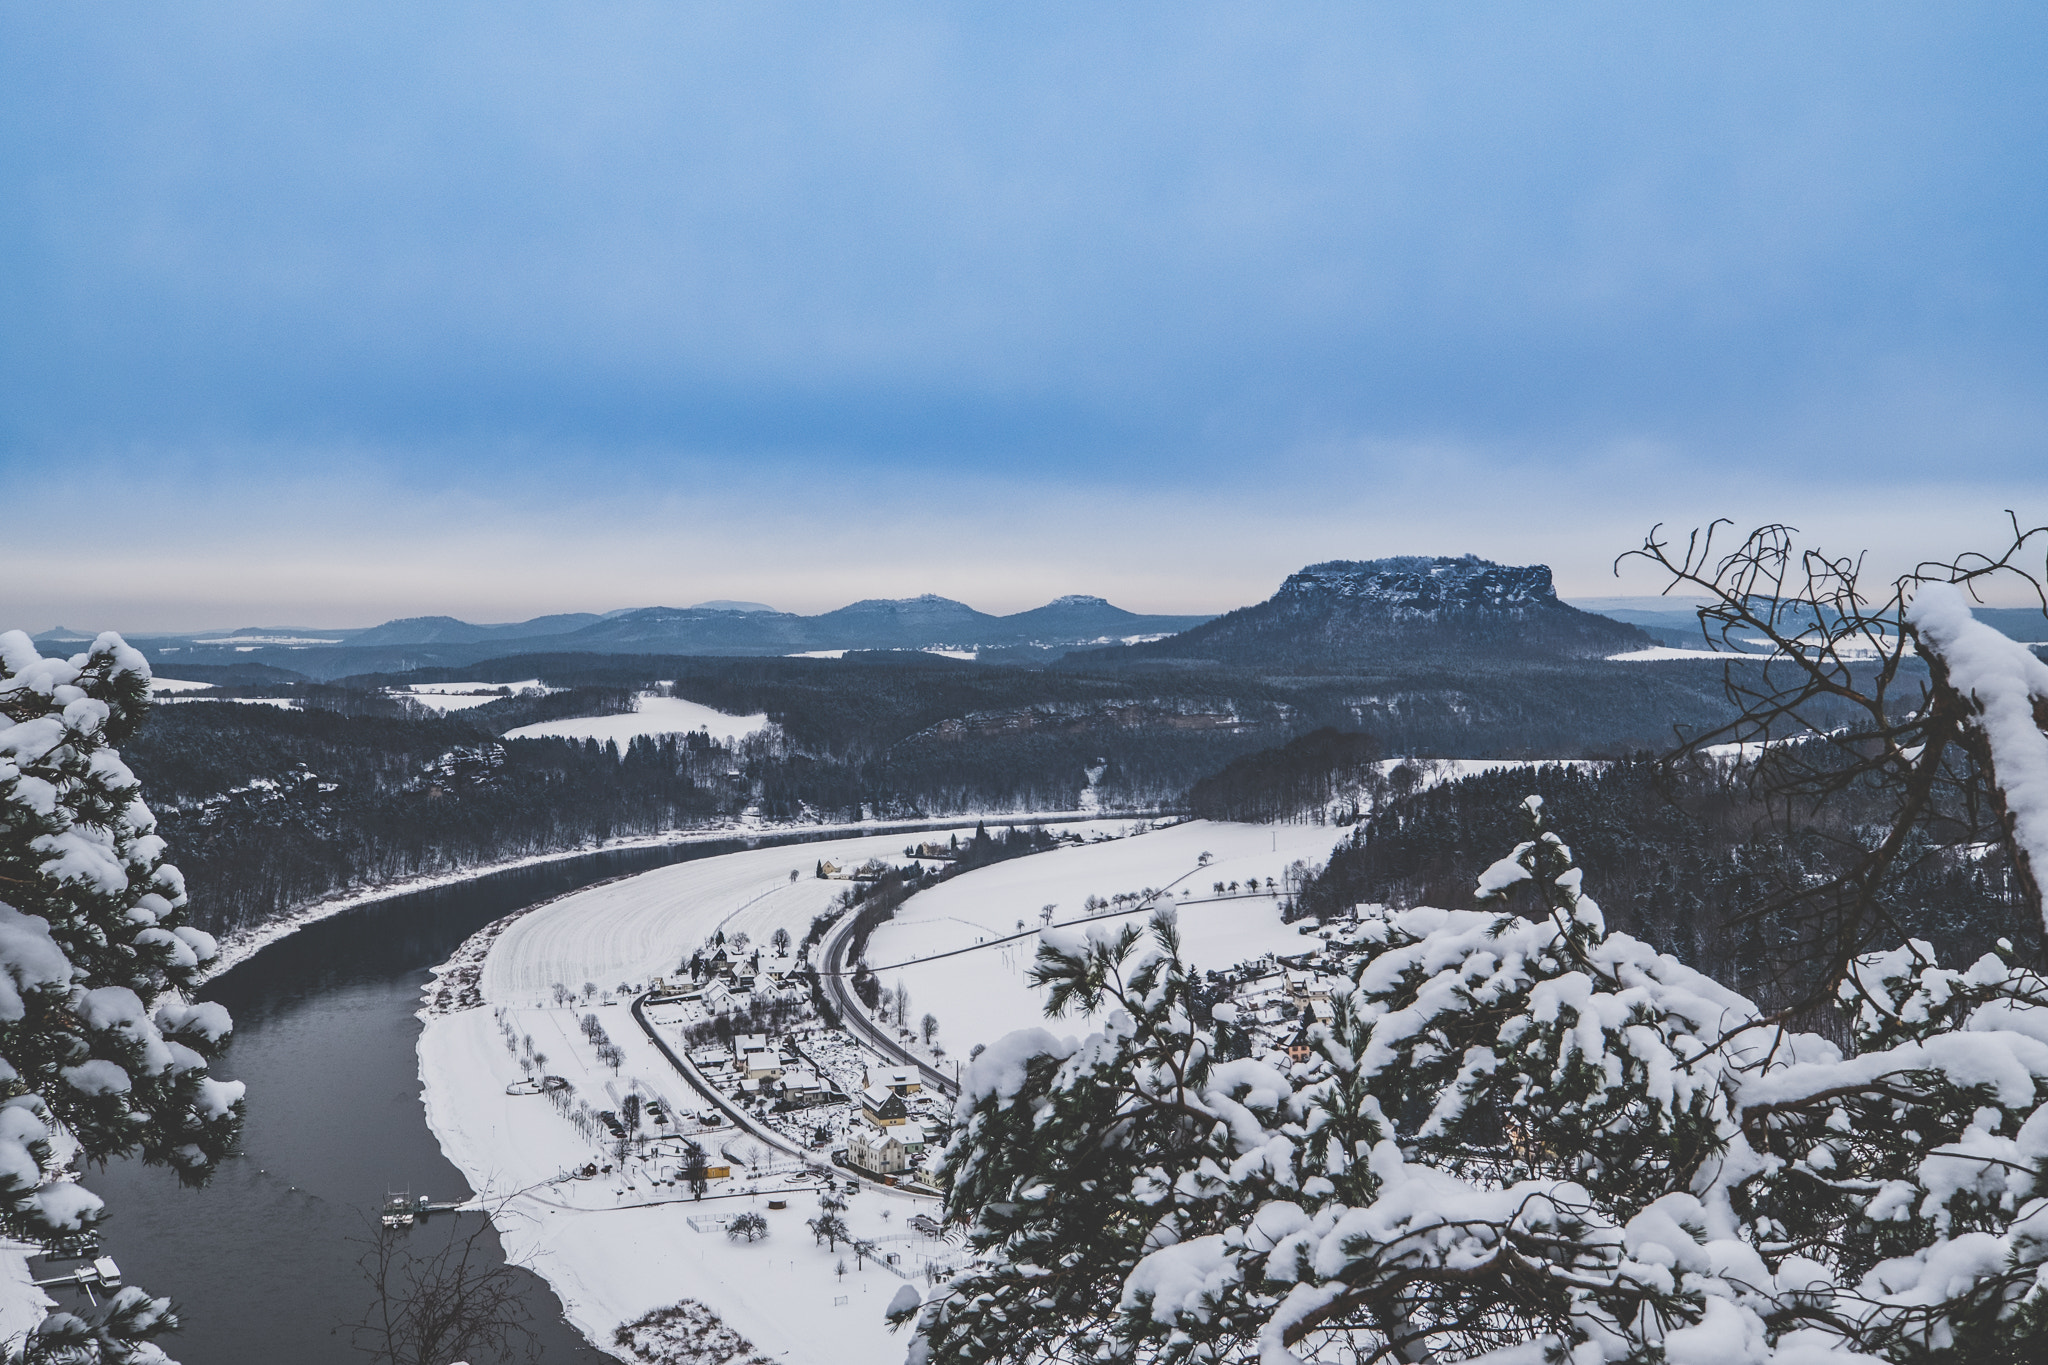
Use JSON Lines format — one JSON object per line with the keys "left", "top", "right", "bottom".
{"left": 847, "top": 1120, "right": 927, "bottom": 1176}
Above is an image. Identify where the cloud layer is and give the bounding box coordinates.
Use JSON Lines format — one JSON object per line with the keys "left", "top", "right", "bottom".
{"left": 3, "top": 3, "right": 2044, "bottom": 627}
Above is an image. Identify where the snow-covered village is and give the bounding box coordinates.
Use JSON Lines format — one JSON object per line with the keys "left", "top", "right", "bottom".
{"left": 8, "top": 7, "right": 2048, "bottom": 1364}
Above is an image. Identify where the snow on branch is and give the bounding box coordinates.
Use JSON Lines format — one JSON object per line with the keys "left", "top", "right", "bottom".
{"left": 1909, "top": 582, "right": 2048, "bottom": 924}
{"left": 921, "top": 793, "right": 2048, "bottom": 1364}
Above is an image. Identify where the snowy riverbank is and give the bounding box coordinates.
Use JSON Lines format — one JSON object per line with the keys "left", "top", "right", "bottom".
{"left": 415, "top": 828, "right": 1003, "bottom": 1363}
{"left": 413, "top": 818, "right": 1352, "bottom": 1363}
{"left": 198, "top": 808, "right": 1145, "bottom": 986}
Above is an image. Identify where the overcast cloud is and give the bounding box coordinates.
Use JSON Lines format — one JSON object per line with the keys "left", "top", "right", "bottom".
{"left": 3, "top": 3, "right": 2044, "bottom": 628}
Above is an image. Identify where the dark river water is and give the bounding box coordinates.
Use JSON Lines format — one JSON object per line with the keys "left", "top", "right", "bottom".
{"left": 77, "top": 829, "right": 943, "bottom": 1364}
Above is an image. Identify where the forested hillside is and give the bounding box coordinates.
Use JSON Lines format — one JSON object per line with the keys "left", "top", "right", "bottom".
{"left": 1292, "top": 757, "right": 2039, "bottom": 1007}
{"left": 1185, "top": 727, "right": 1383, "bottom": 822}
{"left": 126, "top": 705, "right": 724, "bottom": 934}
{"left": 123, "top": 640, "right": 1752, "bottom": 938}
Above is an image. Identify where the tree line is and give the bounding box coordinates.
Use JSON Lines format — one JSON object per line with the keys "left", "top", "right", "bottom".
{"left": 1290, "top": 755, "right": 2038, "bottom": 1010}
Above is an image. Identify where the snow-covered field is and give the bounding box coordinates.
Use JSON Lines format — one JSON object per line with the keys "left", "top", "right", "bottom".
{"left": 421, "top": 828, "right": 1030, "bottom": 1365}
{"left": 1379, "top": 756, "right": 1605, "bottom": 785}
{"left": 1607, "top": 645, "right": 1751, "bottom": 662}
{"left": 391, "top": 679, "right": 554, "bottom": 712}
{"left": 1611, "top": 639, "right": 1913, "bottom": 663}
{"left": 146, "top": 677, "right": 214, "bottom": 693}
{"left": 418, "top": 820, "right": 1367, "bottom": 1364}
{"left": 478, "top": 826, "right": 1127, "bottom": 1004}
{"left": 423, "top": 998, "right": 937, "bottom": 1365}
{"left": 504, "top": 694, "right": 770, "bottom": 745}
{"left": 406, "top": 678, "right": 549, "bottom": 694}
{"left": 151, "top": 695, "right": 300, "bottom": 708}
{"left": 863, "top": 821, "right": 1344, "bottom": 1054}
{"left": 400, "top": 692, "right": 510, "bottom": 712}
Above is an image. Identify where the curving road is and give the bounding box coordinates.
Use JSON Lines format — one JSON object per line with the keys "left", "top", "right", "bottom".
{"left": 818, "top": 903, "right": 963, "bottom": 1099}
{"left": 812, "top": 839, "right": 1219, "bottom": 1103}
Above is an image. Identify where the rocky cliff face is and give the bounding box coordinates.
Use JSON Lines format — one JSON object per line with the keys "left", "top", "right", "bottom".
{"left": 1090, "top": 556, "right": 1648, "bottom": 671}
{"left": 1274, "top": 557, "right": 1563, "bottom": 616}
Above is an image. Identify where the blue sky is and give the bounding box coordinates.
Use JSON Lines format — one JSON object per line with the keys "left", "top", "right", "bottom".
{"left": 4, "top": 3, "right": 2045, "bottom": 629}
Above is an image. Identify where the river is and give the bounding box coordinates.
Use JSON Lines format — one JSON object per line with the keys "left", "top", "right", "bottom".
{"left": 78, "top": 831, "right": 929, "bottom": 1363}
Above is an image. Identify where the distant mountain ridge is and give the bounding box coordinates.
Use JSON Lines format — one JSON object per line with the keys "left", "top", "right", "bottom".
{"left": 113, "top": 593, "right": 1217, "bottom": 677}
{"left": 1078, "top": 555, "right": 1650, "bottom": 670}
{"left": 528, "top": 592, "right": 1210, "bottom": 654}
{"left": 344, "top": 613, "right": 605, "bottom": 647}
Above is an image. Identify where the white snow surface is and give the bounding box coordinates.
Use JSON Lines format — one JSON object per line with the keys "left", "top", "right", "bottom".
{"left": 865, "top": 820, "right": 1345, "bottom": 1052}
{"left": 189, "top": 634, "right": 340, "bottom": 645}
{"left": 1608, "top": 646, "right": 1762, "bottom": 662}
{"left": 419, "top": 1002, "right": 928, "bottom": 1365}
{"left": 1377, "top": 757, "right": 1605, "bottom": 789}
{"left": 504, "top": 694, "right": 769, "bottom": 745}
{"left": 416, "top": 822, "right": 1349, "bottom": 1365}
{"left": 393, "top": 679, "right": 555, "bottom": 712}
{"left": 480, "top": 831, "right": 979, "bottom": 1005}
{"left": 150, "top": 695, "right": 299, "bottom": 708}
{"left": 421, "top": 828, "right": 1045, "bottom": 1365}
{"left": 0, "top": 1255, "right": 48, "bottom": 1352}
{"left": 405, "top": 678, "right": 549, "bottom": 694}
{"left": 399, "top": 692, "right": 511, "bottom": 712}
{"left": 200, "top": 815, "right": 1091, "bottom": 985}
{"left": 145, "top": 677, "right": 213, "bottom": 694}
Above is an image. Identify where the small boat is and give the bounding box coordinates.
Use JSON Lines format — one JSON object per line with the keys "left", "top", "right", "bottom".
{"left": 381, "top": 1191, "right": 423, "bottom": 1228}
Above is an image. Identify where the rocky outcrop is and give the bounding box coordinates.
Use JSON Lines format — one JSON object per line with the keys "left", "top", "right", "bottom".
{"left": 1082, "top": 556, "right": 1648, "bottom": 671}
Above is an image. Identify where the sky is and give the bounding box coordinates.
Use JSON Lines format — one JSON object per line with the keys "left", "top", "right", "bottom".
{"left": 4, "top": 3, "right": 2046, "bottom": 630}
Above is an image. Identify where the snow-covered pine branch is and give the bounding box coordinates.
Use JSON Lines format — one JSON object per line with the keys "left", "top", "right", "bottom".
{"left": 1908, "top": 580, "right": 2048, "bottom": 921}
{"left": 0, "top": 631, "right": 245, "bottom": 1363}
{"left": 912, "top": 769, "right": 2048, "bottom": 1361}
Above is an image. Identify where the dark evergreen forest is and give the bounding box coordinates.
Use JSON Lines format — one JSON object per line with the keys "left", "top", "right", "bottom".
{"left": 1186, "top": 727, "right": 1384, "bottom": 823}
{"left": 1291, "top": 758, "right": 2039, "bottom": 1008}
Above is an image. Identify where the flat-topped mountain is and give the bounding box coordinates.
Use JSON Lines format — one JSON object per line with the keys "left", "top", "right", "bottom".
{"left": 1081, "top": 556, "right": 1649, "bottom": 671}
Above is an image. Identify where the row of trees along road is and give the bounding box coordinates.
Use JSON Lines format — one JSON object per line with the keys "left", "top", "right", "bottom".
{"left": 903, "top": 522, "right": 2048, "bottom": 1365}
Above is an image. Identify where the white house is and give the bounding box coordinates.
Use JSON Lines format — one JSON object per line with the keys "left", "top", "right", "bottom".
{"left": 847, "top": 1120, "right": 928, "bottom": 1176}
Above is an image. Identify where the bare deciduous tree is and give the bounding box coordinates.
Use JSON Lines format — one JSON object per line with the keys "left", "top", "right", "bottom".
{"left": 348, "top": 1209, "right": 541, "bottom": 1365}
{"left": 1620, "top": 515, "right": 2048, "bottom": 1009}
